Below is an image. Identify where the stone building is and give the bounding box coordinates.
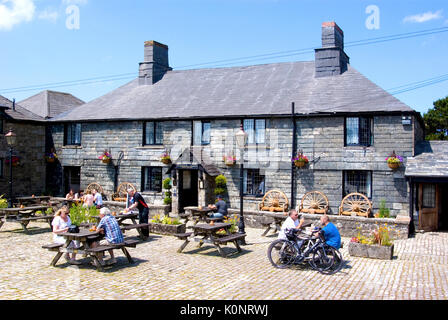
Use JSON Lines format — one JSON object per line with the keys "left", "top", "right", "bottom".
{"left": 0, "top": 96, "right": 46, "bottom": 197}
{"left": 47, "top": 21, "right": 426, "bottom": 225}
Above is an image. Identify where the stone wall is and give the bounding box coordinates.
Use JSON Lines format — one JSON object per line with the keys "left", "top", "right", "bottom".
{"left": 0, "top": 121, "right": 46, "bottom": 198}
{"left": 49, "top": 114, "right": 417, "bottom": 221}
{"left": 225, "top": 209, "right": 410, "bottom": 240}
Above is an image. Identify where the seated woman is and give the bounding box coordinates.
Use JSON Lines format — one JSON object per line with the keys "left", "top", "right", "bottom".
{"left": 65, "top": 189, "right": 75, "bottom": 200}
{"left": 82, "top": 190, "right": 94, "bottom": 208}
{"left": 52, "top": 206, "right": 81, "bottom": 265}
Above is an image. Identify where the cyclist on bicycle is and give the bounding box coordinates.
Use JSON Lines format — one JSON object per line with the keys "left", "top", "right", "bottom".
{"left": 318, "top": 215, "right": 341, "bottom": 249}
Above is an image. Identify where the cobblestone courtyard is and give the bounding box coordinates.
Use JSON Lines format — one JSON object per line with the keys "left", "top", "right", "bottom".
{"left": 0, "top": 221, "right": 447, "bottom": 300}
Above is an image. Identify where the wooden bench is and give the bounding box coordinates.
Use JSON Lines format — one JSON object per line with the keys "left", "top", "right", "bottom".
{"left": 174, "top": 232, "right": 193, "bottom": 253}
{"left": 120, "top": 223, "right": 150, "bottom": 240}
{"left": 42, "top": 243, "right": 64, "bottom": 252}
{"left": 85, "top": 239, "right": 140, "bottom": 270}
{"left": 206, "top": 217, "right": 223, "bottom": 223}
{"left": 12, "top": 215, "right": 54, "bottom": 232}
{"left": 214, "top": 233, "right": 246, "bottom": 257}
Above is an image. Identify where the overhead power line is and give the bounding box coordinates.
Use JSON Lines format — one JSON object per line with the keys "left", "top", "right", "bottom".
{"left": 1, "top": 26, "right": 447, "bottom": 95}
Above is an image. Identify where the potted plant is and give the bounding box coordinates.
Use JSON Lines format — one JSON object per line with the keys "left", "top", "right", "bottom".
{"left": 292, "top": 151, "right": 309, "bottom": 168}
{"left": 0, "top": 195, "right": 8, "bottom": 209}
{"left": 149, "top": 214, "right": 186, "bottom": 235}
{"left": 374, "top": 199, "right": 390, "bottom": 218}
{"left": 216, "top": 214, "right": 239, "bottom": 236}
{"left": 214, "top": 175, "right": 228, "bottom": 200}
{"left": 163, "top": 178, "right": 172, "bottom": 206}
{"left": 6, "top": 156, "right": 20, "bottom": 167}
{"left": 386, "top": 151, "right": 403, "bottom": 170}
{"left": 349, "top": 224, "right": 394, "bottom": 260}
{"left": 99, "top": 150, "right": 112, "bottom": 164}
{"left": 45, "top": 150, "right": 58, "bottom": 163}
{"left": 160, "top": 152, "right": 171, "bottom": 165}
{"left": 223, "top": 155, "right": 236, "bottom": 167}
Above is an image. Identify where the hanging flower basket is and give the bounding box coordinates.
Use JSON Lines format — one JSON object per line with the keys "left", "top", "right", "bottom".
{"left": 160, "top": 152, "right": 171, "bottom": 165}
{"left": 45, "top": 152, "right": 58, "bottom": 163}
{"left": 6, "top": 156, "right": 20, "bottom": 167}
{"left": 223, "top": 155, "right": 236, "bottom": 167}
{"left": 99, "top": 151, "right": 112, "bottom": 164}
{"left": 386, "top": 151, "right": 403, "bottom": 170}
{"left": 292, "top": 152, "right": 309, "bottom": 168}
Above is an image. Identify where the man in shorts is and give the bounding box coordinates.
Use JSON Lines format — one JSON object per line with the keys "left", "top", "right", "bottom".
{"left": 92, "top": 207, "right": 124, "bottom": 266}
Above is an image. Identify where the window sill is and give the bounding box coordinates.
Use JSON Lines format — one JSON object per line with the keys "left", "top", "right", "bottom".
{"left": 136, "top": 145, "right": 165, "bottom": 150}
{"left": 141, "top": 191, "right": 162, "bottom": 195}
{"left": 62, "top": 145, "right": 82, "bottom": 149}
{"left": 243, "top": 196, "right": 264, "bottom": 201}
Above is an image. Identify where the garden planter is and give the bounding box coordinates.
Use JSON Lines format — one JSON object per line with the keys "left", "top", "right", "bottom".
{"left": 102, "top": 158, "right": 111, "bottom": 164}
{"left": 294, "top": 160, "right": 307, "bottom": 168}
{"left": 348, "top": 242, "right": 394, "bottom": 260}
{"left": 225, "top": 161, "right": 236, "bottom": 167}
{"left": 388, "top": 162, "right": 400, "bottom": 170}
{"left": 161, "top": 158, "right": 171, "bottom": 165}
{"left": 148, "top": 222, "right": 186, "bottom": 235}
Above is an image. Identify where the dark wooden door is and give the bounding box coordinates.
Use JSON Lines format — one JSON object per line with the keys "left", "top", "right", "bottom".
{"left": 178, "top": 170, "right": 198, "bottom": 213}
{"left": 418, "top": 183, "right": 439, "bottom": 232}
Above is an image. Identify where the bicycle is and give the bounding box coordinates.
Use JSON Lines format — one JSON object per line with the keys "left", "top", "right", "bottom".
{"left": 267, "top": 227, "right": 343, "bottom": 274}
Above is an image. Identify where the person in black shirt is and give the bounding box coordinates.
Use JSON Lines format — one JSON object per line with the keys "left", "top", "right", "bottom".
{"left": 124, "top": 188, "right": 149, "bottom": 238}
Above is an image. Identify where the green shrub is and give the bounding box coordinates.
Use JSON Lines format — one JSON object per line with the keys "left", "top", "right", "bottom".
{"left": 163, "top": 178, "right": 172, "bottom": 190}
{"left": 378, "top": 200, "right": 390, "bottom": 218}
{"left": 0, "top": 195, "right": 8, "bottom": 209}
{"left": 69, "top": 204, "right": 99, "bottom": 226}
{"left": 214, "top": 174, "right": 228, "bottom": 196}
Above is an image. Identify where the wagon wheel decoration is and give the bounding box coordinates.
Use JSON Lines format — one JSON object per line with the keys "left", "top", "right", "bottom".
{"left": 262, "top": 190, "right": 289, "bottom": 212}
{"left": 299, "top": 191, "right": 329, "bottom": 214}
{"left": 339, "top": 192, "right": 372, "bottom": 217}
{"left": 114, "top": 182, "right": 136, "bottom": 201}
{"left": 86, "top": 182, "right": 104, "bottom": 195}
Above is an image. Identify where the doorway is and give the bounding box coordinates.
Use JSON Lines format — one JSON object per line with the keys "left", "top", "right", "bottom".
{"left": 63, "top": 166, "right": 81, "bottom": 195}
{"left": 439, "top": 184, "right": 448, "bottom": 231}
{"left": 178, "top": 170, "right": 198, "bottom": 213}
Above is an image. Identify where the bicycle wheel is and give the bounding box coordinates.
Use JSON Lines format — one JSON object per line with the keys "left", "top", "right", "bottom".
{"left": 310, "top": 245, "right": 334, "bottom": 272}
{"left": 267, "top": 239, "right": 297, "bottom": 269}
{"left": 327, "top": 248, "right": 343, "bottom": 274}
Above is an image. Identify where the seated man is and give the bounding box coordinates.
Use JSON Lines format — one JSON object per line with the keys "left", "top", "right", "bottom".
{"left": 319, "top": 215, "right": 341, "bottom": 249}
{"left": 278, "top": 209, "right": 306, "bottom": 240}
{"left": 91, "top": 207, "right": 124, "bottom": 266}
{"left": 208, "top": 195, "right": 228, "bottom": 219}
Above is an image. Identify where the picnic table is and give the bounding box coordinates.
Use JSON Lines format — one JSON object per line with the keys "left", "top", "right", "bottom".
{"left": 93, "top": 212, "right": 149, "bottom": 240}
{"left": 183, "top": 206, "right": 215, "bottom": 226}
{"left": 259, "top": 211, "right": 288, "bottom": 236}
{"left": 175, "top": 222, "right": 246, "bottom": 258}
{"left": 0, "top": 205, "right": 53, "bottom": 233}
{"left": 16, "top": 196, "right": 51, "bottom": 206}
{"left": 42, "top": 228, "right": 139, "bottom": 271}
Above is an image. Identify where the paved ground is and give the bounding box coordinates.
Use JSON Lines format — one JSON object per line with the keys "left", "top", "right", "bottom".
{"left": 0, "top": 220, "right": 447, "bottom": 300}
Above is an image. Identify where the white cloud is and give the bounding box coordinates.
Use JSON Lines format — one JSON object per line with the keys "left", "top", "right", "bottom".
{"left": 0, "top": 0, "right": 35, "bottom": 31}
{"left": 403, "top": 10, "right": 443, "bottom": 23}
{"left": 38, "top": 8, "right": 59, "bottom": 23}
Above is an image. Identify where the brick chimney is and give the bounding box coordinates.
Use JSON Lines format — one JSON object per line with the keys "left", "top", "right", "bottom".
{"left": 314, "top": 22, "right": 350, "bottom": 78}
{"left": 139, "top": 41, "right": 172, "bottom": 85}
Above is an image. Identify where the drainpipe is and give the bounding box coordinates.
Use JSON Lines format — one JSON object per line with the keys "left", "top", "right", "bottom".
{"left": 408, "top": 177, "right": 415, "bottom": 235}
{"left": 291, "top": 102, "right": 297, "bottom": 210}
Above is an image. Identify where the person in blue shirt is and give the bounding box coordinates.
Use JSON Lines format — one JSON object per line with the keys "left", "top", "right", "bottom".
{"left": 319, "top": 215, "right": 341, "bottom": 249}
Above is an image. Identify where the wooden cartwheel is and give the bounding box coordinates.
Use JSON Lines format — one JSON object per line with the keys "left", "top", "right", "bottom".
{"left": 112, "top": 182, "right": 136, "bottom": 202}
{"left": 298, "top": 191, "right": 329, "bottom": 214}
{"left": 339, "top": 192, "right": 372, "bottom": 217}
{"left": 259, "top": 190, "right": 289, "bottom": 213}
{"left": 85, "top": 183, "right": 104, "bottom": 195}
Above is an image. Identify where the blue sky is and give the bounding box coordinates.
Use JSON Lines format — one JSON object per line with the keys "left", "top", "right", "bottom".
{"left": 0, "top": 0, "right": 447, "bottom": 115}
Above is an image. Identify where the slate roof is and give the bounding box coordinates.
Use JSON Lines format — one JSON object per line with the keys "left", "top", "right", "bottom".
{"left": 51, "top": 61, "right": 415, "bottom": 122}
{"left": 18, "top": 90, "right": 84, "bottom": 119}
{"left": 405, "top": 141, "right": 448, "bottom": 178}
{"left": 0, "top": 95, "right": 45, "bottom": 122}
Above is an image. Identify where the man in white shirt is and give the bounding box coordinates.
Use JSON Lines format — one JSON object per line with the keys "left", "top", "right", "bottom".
{"left": 278, "top": 209, "right": 306, "bottom": 240}
{"left": 92, "top": 189, "right": 103, "bottom": 208}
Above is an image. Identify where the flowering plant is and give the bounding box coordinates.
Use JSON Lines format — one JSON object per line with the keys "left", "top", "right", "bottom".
{"left": 351, "top": 224, "right": 393, "bottom": 247}
{"left": 223, "top": 155, "right": 236, "bottom": 165}
{"left": 99, "top": 151, "right": 111, "bottom": 161}
{"left": 5, "top": 156, "right": 20, "bottom": 166}
{"left": 292, "top": 152, "right": 309, "bottom": 166}
{"left": 160, "top": 152, "right": 171, "bottom": 163}
{"left": 386, "top": 151, "right": 403, "bottom": 164}
{"left": 45, "top": 151, "right": 58, "bottom": 162}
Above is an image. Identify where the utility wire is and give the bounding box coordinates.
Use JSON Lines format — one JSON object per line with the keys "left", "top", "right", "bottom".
{"left": 1, "top": 26, "right": 447, "bottom": 95}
